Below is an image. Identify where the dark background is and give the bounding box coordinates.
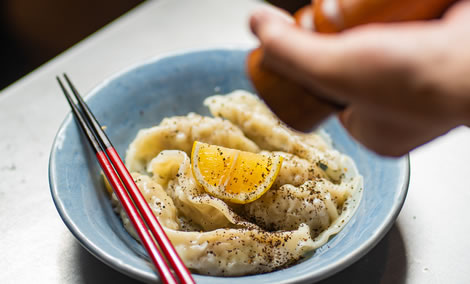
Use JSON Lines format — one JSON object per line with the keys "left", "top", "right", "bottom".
{"left": 0, "top": 0, "right": 309, "bottom": 91}
{"left": 0, "top": 0, "right": 144, "bottom": 91}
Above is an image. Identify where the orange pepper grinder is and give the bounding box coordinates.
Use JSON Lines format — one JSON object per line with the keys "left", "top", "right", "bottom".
{"left": 247, "top": 0, "right": 458, "bottom": 131}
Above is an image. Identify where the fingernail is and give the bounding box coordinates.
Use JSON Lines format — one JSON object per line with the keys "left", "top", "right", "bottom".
{"left": 250, "top": 7, "right": 294, "bottom": 35}
{"left": 261, "top": 6, "right": 295, "bottom": 23}
{"left": 250, "top": 10, "right": 268, "bottom": 36}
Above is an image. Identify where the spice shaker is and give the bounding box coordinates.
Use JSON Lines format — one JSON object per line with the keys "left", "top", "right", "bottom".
{"left": 247, "top": 0, "right": 458, "bottom": 131}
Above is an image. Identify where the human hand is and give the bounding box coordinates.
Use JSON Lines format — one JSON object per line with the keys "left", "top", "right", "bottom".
{"left": 250, "top": 1, "right": 470, "bottom": 156}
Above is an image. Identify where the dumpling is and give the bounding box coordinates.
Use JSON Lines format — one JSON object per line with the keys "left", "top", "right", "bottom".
{"left": 203, "top": 91, "right": 329, "bottom": 156}
{"left": 126, "top": 113, "right": 260, "bottom": 173}
{"left": 148, "top": 149, "right": 257, "bottom": 231}
{"left": 239, "top": 178, "right": 358, "bottom": 237}
{"left": 264, "top": 150, "right": 327, "bottom": 188}
{"left": 111, "top": 173, "right": 180, "bottom": 240}
{"left": 114, "top": 180, "right": 316, "bottom": 276}
{"left": 204, "top": 91, "right": 345, "bottom": 181}
{"left": 115, "top": 90, "right": 363, "bottom": 276}
{"left": 164, "top": 224, "right": 315, "bottom": 276}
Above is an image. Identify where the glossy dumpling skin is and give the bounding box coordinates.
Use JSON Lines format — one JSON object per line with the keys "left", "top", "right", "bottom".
{"left": 165, "top": 224, "right": 314, "bottom": 276}
{"left": 204, "top": 90, "right": 346, "bottom": 181}
{"left": 149, "top": 150, "right": 258, "bottom": 231}
{"left": 116, "top": 90, "right": 363, "bottom": 276}
{"left": 117, "top": 170, "right": 315, "bottom": 276}
{"left": 125, "top": 113, "right": 260, "bottom": 173}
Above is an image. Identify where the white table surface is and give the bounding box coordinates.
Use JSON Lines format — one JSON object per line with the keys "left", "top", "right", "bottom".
{"left": 1, "top": 0, "right": 469, "bottom": 283}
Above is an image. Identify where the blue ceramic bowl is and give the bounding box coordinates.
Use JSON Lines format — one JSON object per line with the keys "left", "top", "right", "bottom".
{"left": 49, "top": 47, "right": 409, "bottom": 283}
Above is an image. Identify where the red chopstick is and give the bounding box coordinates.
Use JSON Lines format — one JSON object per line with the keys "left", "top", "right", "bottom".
{"left": 57, "top": 74, "right": 195, "bottom": 284}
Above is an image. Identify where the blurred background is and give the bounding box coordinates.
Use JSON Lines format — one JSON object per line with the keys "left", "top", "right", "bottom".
{"left": 0, "top": 0, "right": 309, "bottom": 91}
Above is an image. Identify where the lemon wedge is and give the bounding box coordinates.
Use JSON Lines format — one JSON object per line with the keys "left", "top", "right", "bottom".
{"left": 191, "top": 141, "right": 283, "bottom": 204}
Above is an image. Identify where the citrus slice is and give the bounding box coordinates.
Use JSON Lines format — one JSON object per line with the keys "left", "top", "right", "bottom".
{"left": 191, "top": 141, "right": 283, "bottom": 204}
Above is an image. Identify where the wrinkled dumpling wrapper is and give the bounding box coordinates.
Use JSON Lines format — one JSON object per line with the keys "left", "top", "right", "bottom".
{"left": 126, "top": 113, "right": 260, "bottom": 173}
{"left": 114, "top": 90, "right": 363, "bottom": 276}
{"left": 204, "top": 90, "right": 346, "bottom": 181}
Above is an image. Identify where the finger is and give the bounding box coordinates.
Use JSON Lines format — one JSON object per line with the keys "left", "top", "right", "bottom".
{"left": 249, "top": 5, "right": 294, "bottom": 35}
{"left": 250, "top": 9, "right": 343, "bottom": 88}
{"left": 340, "top": 106, "right": 418, "bottom": 156}
{"left": 340, "top": 106, "right": 452, "bottom": 157}
{"left": 250, "top": 9, "right": 427, "bottom": 104}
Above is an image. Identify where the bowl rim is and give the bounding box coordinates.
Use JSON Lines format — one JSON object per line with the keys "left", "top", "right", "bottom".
{"left": 298, "top": 157, "right": 410, "bottom": 283}
{"left": 49, "top": 46, "right": 410, "bottom": 283}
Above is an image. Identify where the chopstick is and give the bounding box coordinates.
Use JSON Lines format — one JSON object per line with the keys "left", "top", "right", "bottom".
{"left": 57, "top": 74, "right": 195, "bottom": 284}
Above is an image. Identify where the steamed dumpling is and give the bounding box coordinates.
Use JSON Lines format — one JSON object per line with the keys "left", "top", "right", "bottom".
{"left": 204, "top": 90, "right": 345, "bottom": 181}
{"left": 151, "top": 150, "right": 257, "bottom": 231}
{"left": 126, "top": 113, "right": 260, "bottom": 173}
{"left": 115, "top": 173, "right": 315, "bottom": 276}
{"left": 164, "top": 224, "right": 314, "bottom": 276}
{"left": 114, "top": 90, "right": 363, "bottom": 276}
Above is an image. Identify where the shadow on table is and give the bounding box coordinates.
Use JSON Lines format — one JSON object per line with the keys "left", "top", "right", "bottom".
{"left": 74, "top": 242, "right": 142, "bottom": 283}
{"left": 73, "top": 223, "right": 407, "bottom": 284}
{"left": 319, "top": 223, "right": 407, "bottom": 284}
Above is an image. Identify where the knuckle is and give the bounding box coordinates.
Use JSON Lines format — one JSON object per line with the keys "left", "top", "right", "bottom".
{"left": 259, "top": 25, "right": 286, "bottom": 52}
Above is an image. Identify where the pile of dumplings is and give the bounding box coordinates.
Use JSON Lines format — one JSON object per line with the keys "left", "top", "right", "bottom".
{"left": 110, "top": 91, "right": 363, "bottom": 276}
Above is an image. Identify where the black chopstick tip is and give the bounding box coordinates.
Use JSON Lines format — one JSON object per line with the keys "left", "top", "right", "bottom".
{"left": 56, "top": 77, "right": 67, "bottom": 93}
